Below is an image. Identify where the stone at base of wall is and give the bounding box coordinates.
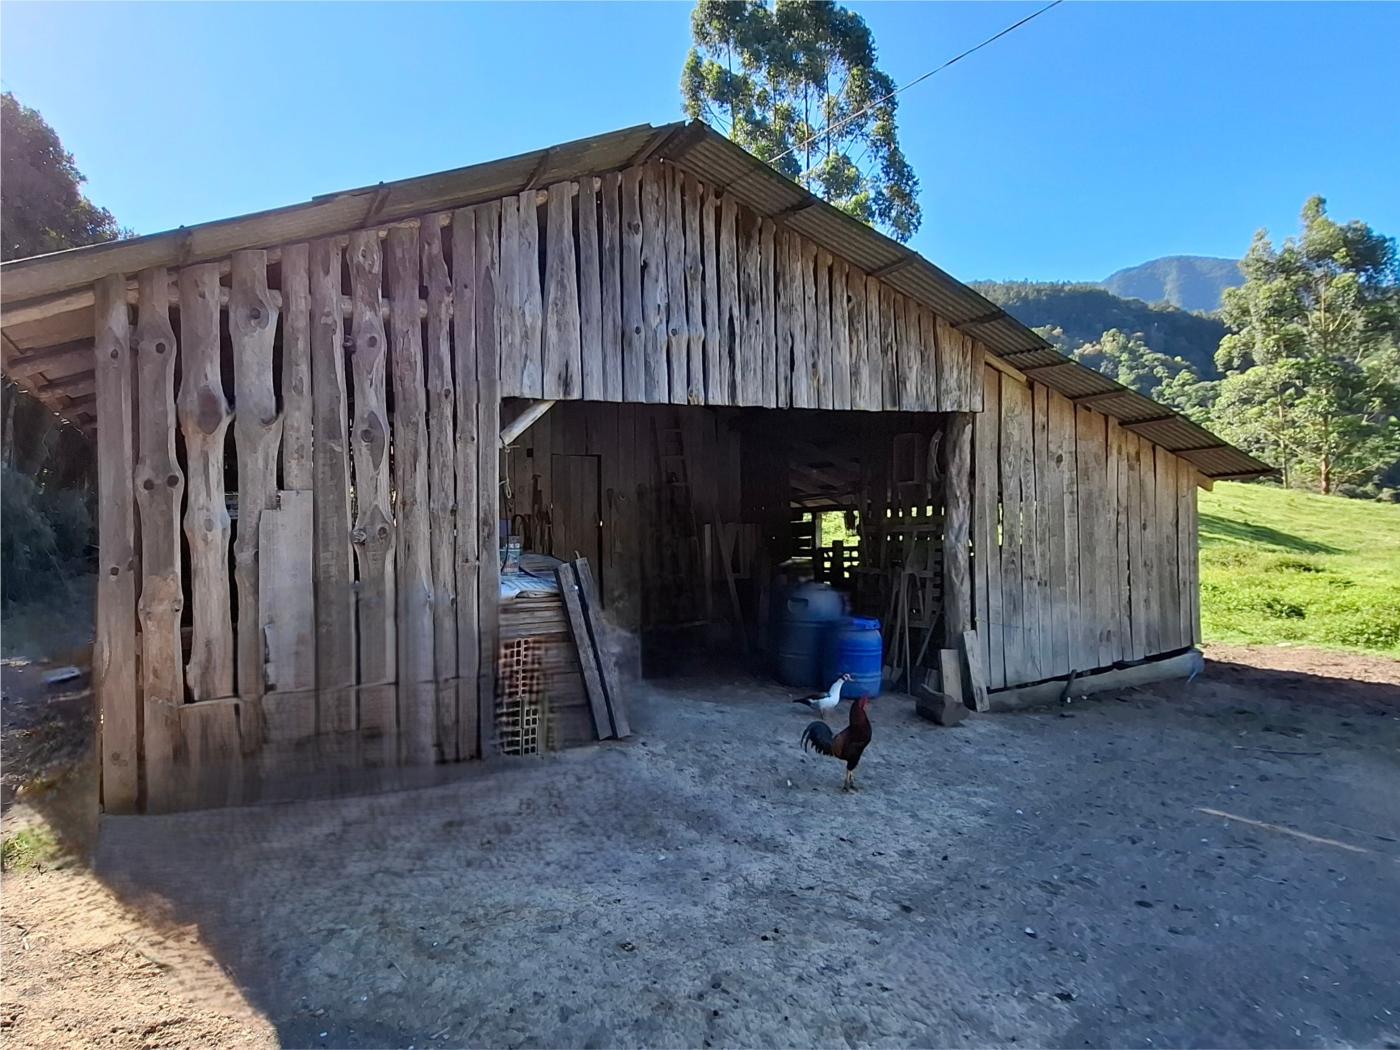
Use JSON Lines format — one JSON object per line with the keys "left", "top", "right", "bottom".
{"left": 987, "top": 649, "right": 1204, "bottom": 713}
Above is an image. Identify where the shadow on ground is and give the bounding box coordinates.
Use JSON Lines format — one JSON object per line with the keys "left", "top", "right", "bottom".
{"left": 14, "top": 654, "right": 1381, "bottom": 1049}
{"left": 1197, "top": 513, "right": 1342, "bottom": 555}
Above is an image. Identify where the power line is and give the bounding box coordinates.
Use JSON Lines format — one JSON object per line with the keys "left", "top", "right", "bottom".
{"left": 776, "top": 0, "right": 1064, "bottom": 172}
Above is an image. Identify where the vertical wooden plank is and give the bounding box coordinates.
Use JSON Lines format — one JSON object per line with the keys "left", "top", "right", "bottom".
{"left": 700, "top": 180, "right": 721, "bottom": 406}
{"left": 453, "top": 205, "right": 483, "bottom": 760}
{"left": 863, "top": 275, "right": 882, "bottom": 412}
{"left": 814, "top": 249, "right": 833, "bottom": 410}
{"left": 776, "top": 230, "right": 798, "bottom": 409}
{"left": 177, "top": 264, "right": 233, "bottom": 702}
{"left": 846, "top": 267, "right": 868, "bottom": 410}
{"left": 739, "top": 216, "right": 763, "bottom": 406}
{"left": 93, "top": 275, "right": 138, "bottom": 812}
{"left": 620, "top": 167, "right": 645, "bottom": 402}
{"left": 717, "top": 193, "right": 740, "bottom": 406}
{"left": 1125, "top": 432, "right": 1146, "bottom": 661}
{"left": 943, "top": 413, "right": 973, "bottom": 648}
{"left": 639, "top": 164, "right": 667, "bottom": 403}
{"left": 879, "top": 284, "right": 897, "bottom": 411}
{"left": 662, "top": 166, "right": 688, "bottom": 403}
{"left": 830, "top": 257, "right": 851, "bottom": 411}
{"left": 231, "top": 250, "right": 282, "bottom": 704}
{"left": 599, "top": 172, "right": 624, "bottom": 402}
{"left": 386, "top": 225, "right": 436, "bottom": 763}
{"left": 759, "top": 218, "right": 777, "bottom": 408}
{"left": 1044, "top": 388, "right": 1070, "bottom": 677}
{"left": 518, "top": 190, "right": 544, "bottom": 399}
{"left": 133, "top": 267, "right": 184, "bottom": 811}
{"left": 543, "top": 182, "right": 582, "bottom": 400}
{"left": 1056, "top": 394, "right": 1082, "bottom": 672}
{"left": 967, "top": 336, "right": 986, "bottom": 412}
{"left": 1111, "top": 421, "right": 1131, "bottom": 662}
{"left": 423, "top": 218, "right": 459, "bottom": 757}
{"left": 577, "top": 177, "right": 605, "bottom": 401}
{"left": 682, "top": 173, "right": 705, "bottom": 405}
{"left": 1158, "top": 446, "right": 1181, "bottom": 652}
{"left": 802, "top": 238, "right": 821, "bottom": 409}
{"left": 1187, "top": 471, "right": 1201, "bottom": 645}
{"left": 1074, "top": 408, "right": 1101, "bottom": 669}
{"left": 1025, "top": 383, "right": 1049, "bottom": 681}
{"left": 348, "top": 230, "right": 397, "bottom": 688}
{"left": 1175, "top": 458, "right": 1192, "bottom": 647}
{"left": 258, "top": 491, "right": 315, "bottom": 693}
{"left": 1105, "top": 419, "right": 1125, "bottom": 663}
{"left": 998, "top": 378, "right": 1027, "bottom": 686}
{"left": 894, "top": 295, "right": 917, "bottom": 412}
{"left": 934, "top": 315, "right": 959, "bottom": 412}
{"left": 474, "top": 213, "right": 502, "bottom": 754}
{"left": 309, "top": 238, "right": 356, "bottom": 732}
{"left": 498, "top": 194, "right": 523, "bottom": 397}
{"left": 279, "top": 243, "right": 313, "bottom": 491}
{"left": 972, "top": 369, "right": 995, "bottom": 689}
{"left": 1013, "top": 379, "right": 1038, "bottom": 681}
{"left": 1138, "top": 435, "right": 1159, "bottom": 657}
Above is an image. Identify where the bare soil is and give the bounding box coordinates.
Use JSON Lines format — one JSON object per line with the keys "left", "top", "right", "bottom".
{"left": 3, "top": 645, "right": 1398, "bottom": 1049}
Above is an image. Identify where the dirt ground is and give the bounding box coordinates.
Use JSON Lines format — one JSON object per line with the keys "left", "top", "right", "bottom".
{"left": 3, "top": 644, "right": 1398, "bottom": 1049}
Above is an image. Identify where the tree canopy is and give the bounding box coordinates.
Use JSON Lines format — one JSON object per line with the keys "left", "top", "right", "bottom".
{"left": 1, "top": 92, "right": 121, "bottom": 262}
{"left": 681, "top": 0, "right": 920, "bottom": 242}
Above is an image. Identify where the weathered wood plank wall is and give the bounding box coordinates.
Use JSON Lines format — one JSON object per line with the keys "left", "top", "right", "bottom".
{"left": 973, "top": 364, "right": 1202, "bottom": 690}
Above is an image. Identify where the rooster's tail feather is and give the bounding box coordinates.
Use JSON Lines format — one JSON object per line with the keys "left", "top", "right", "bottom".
{"left": 801, "top": 720, "right": 835, "bottom": 756}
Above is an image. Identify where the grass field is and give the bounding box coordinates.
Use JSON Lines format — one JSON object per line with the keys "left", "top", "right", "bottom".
{"left": 1198, "top": 482, "right": 1400, "bottom": 657}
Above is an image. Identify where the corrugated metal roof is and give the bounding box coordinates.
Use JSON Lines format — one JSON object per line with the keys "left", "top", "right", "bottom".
{"left": 0, "top": 119, "right": 1271, "bottom": 479}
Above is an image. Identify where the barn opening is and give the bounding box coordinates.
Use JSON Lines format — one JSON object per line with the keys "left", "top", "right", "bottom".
{"left": 501, "top": 399, "right": 956, "bottom": 696}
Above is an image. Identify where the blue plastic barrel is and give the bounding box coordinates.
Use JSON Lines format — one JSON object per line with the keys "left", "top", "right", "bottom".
{"left": 776, "top": 581, "right": 844, "bottom": 687}
{"left": 821, "top": 617, "right": 883, "bottom": 699}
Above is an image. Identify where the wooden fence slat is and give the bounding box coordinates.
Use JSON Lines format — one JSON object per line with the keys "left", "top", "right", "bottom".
{"left": 259, "top": 490, "right": 315, "bottom": 693}
{"left": 474, "top": 211, "right": 502, "bottom": 754}
{"left": 577, "top": 178, "right": 605, "bottom": 401}
{"left": 309, "top": 238, "right": 357, "bottom": 733}
{"left": 177, "top": 263, "right": 233, "bottom": 702}
{"left": 452, "top": 205, "right": 482, "bottom": 761}
{"left": 640, "top": 164, "right": 667, "bottom": 403}
{"left": 830, "top": 257, "right": 851, "bottom": 410}
{"left": 599, "top": 171, "right": 624, "bottom": 402}
{"left": 133, "top": 267, "right": 184, "bottom": 811}
{"left": 518, "top": 190, "right": 544, "bottom": 399}
{"left": 543, "top": 182, "right": 583, "bottom": 400}
{"left": 423, "top": 217, "right": 459, "bottom": 757}
{"left": 231, "top": 250, "right": 282, "bottom": 707}
{"left": 386, "top": 225, "right": 436, "bottom": 765}
{"left": 620, "top": 167, "right": 645, "bottom": 402}
{"left": 717, "top": 193, "right": 740, "bottom": 406}
{"left": 760, "top": 219, "right": 777, "bottom": 407}
{"left": 93, "top": 274, "right": 138, "bottom": 813}
{"left": 280, "top": 243, "right": 313, "bottom": 491}
{"left": 662, "top": 166, "right": 688, "bottom": 403}
{"left": 348, "top": 230, "right": 397, "bottom": 688}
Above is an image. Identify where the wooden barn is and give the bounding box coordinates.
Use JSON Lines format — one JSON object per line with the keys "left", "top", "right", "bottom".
{"left": 0, "top": 121, "right": 1270, "bottom": 813}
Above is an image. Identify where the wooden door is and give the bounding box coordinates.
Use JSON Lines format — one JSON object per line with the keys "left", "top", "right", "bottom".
{"left": 551, "top": 453, "right": 602, "bottom": 580}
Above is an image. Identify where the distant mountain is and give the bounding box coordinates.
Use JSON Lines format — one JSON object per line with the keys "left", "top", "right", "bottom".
{"left": 1101, "top": 255, "right": 1243, "bottom": 314}
{"left": 971, "top": 281, "right": 1228, "bottom": 377}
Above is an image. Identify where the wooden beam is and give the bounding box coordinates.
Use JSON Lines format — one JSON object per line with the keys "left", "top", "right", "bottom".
{"left": 953, "top": 309, "right": 1006, "bottom": 329}
{"left": 38, "top": 369, "right": 95, "bottom": 393}
{"left": 500, "top": 398, "right": 557, "bottom": 446}
{"left": 6, "top": 340, "right": 93, "bottom": 378}
{"left": 1119, "top": 414, "right": 1179, "bottom": 431}
{"left": 1069, "top": 388, "right": 1131, "bottom": 406}
{"left": 868, "top": 254, "right": 917, "bottom": 279}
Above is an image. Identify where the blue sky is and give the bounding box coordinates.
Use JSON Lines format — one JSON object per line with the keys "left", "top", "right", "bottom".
{"left": 2, "top": 2, "right": 1396, "bottom": 283}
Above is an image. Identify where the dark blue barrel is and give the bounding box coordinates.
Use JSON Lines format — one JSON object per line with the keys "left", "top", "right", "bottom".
{"left": 821, "top": 617, "right": 883, "bottom": 699}
{"left": 776, "top": 581, "right": 844, "bottom": 687}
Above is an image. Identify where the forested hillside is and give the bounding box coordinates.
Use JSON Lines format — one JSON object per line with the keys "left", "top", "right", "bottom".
{"left": 971, "top": 281, "right": 1227, "bottom": 377}
{"left": 1102, "top": 255, "right": 1243, "bottom": 313}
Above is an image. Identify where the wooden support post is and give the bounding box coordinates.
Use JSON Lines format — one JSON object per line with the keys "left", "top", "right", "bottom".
{"left": 92, "top": 275, "right": 139, "bottom": 813}
{"left": 943, "top": 412, "right": 973, "bottom": 649}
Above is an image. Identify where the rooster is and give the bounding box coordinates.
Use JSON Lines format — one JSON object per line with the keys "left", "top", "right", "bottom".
{"left": 790, "top": 673, "right": 851, "bottom": 720}
{"left": 800, "top": 696, "right": 872, "bottom": 792}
